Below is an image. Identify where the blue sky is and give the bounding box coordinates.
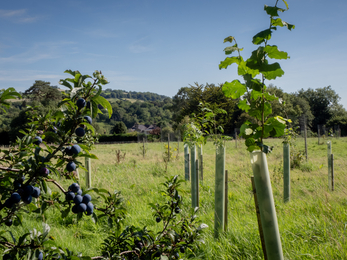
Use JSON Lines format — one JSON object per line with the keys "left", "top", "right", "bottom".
{"left": 1, "top": 0, "right": 347, "bottom": 108}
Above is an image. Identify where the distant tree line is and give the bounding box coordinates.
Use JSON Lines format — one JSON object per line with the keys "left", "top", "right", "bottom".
{"left": 1, "top": 79, "right": 346, "bottom": 145}
{"left": 101, "top": 89, "right": 169, "bottom": 102}
{"left": 171, "top": 83, "right": 347, "bottom": 137}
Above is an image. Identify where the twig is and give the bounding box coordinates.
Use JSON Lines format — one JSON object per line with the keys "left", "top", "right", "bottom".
{"left": 45, "top": 179, "right": 66, "bottom": 193}
{"left": 0, "top": 166, "right": 20, "bottom": 172}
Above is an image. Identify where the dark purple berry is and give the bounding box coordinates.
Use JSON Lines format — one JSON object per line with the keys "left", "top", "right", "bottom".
{"left": 86, "top": 202, "right": 94, "bottom": 215}
{"left": 32, "top": 187, "right": 41, "bottom": 198}
{"left": 75, "top": 127, "right": 85, "bottom": 137}
{"left": 175, "top": 207, "right": 180, "bottom": 214}
{"left": 72, "top": 205, "right": 78, "bottom": 214}
{"left": 82, "top": 194, "right": 91, "bottom": 204}
{"left": 76, "top": 189, "right": 82, "bottom": 195}
{"left": 23, "top": 185, "right": 34, "bottom": 195}
{"left": 66, "top": 191, "right": 75, "bottom": 201}
{"left": 73, "top": 195, "right": 83, "bottom": 205}
{"left": 70, "top": 145, "right": 81, "bottom": 155}
{"left": 77, "top": 203, "right": 87, "bottom": 212}
{"left": 34, "top": 136, "right": 42, "bottom": 145}
{"left": 70, "top": 183, "right": 79, "bottom": 193}
{"left": 10, "top": 192, "right": 21, "bottom": 203}
{"left": 66, "top": 161, "right": 76, "bottom": 172}
{"left": 84, "top": 116, "right": 92, "bottom": 124}
{"left": 76, "top": 98, "right": 86, "bottom": 108}
{"left": 64, "top": 146, "right": 74, "bottom": 156}
{"left": 40, "top": 167, "right": 50, "bottom": 177}
{"left": 22, "top": 195, "right": 32, "bottom": 204}
{"left": 5, "top": 219, "right": 13, "bottom": 227}
{"left": 156, "top": 217, "right": 161, "bottom": 223}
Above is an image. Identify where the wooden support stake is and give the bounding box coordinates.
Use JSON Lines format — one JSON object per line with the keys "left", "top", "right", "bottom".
{"left": 251, "top": 177, "right": 267, "bottom": 260}
{"left": 224, "top": 170, "right": 228, "bottom": 232}
{"left": 331, "top": 154, "right": 334, "bottom": 191}
{"left": 168, "top": 133, "right": 170, "bottom": 162}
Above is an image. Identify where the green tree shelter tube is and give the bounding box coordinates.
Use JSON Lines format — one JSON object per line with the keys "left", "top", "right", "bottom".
{"left": 214, "top": 145, "right": 225, "bottom": 238}
{"left": 327, "top": 141, "right": 332, "bottom": 191}
{"left": 184, "top": 144, "right": 190, "bottom": 181}
{"left": 190, "top": 145, "right": 198, "bottom": 208}
{"left": 251, "top": 150, "right": 283, "bottom": 260}
{"left": 198, "top": 145, "right": 203, "bottom": 182}
{"left": 283, "top": 143, "right": 290, "bottom": 203}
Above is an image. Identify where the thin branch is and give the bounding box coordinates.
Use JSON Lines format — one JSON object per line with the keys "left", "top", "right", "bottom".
{"left": 0, "top": 166, "right": 20, "bottom": 172}
{"left": 45, "top": 179, "right": 66, "bottom": 193}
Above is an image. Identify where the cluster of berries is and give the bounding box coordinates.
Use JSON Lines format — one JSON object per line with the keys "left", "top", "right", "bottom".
{"left": 75, "top": 98, "right": 93, "bottom": 137}
{"left": 65, "top": 183, "right": 93, "bottom": 215}
{"left": 4, "top": 177, "right": 41, "bottom": 219}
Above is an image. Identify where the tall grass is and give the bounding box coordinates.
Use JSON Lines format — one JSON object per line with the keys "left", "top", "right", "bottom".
{"left": 2, "top": 137, "right": 347, "bottom": 259}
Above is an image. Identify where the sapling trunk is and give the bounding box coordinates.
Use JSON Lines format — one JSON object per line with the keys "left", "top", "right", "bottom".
{"left": 283, "top": 143, "right": 290, "bottom": 203}
{"left": 251, "top": 151, "right": 283, "bottom": 260}
{"left": 214, "top": 145, "right": 225, "bottom": 238}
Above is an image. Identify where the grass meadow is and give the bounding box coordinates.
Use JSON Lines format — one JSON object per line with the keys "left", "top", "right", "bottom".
{"left": 2, "top": 137, "right": 347, "bottom": 259}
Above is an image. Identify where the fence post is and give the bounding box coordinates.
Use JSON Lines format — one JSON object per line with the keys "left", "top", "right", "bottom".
{"left": 224, "top": 170, "right": 228, "bottom": 232}
{"left": 327, "top": 141, "right": 332, "bottom": 191}
{"left": 331, "top": 154, "right": 334, "bottom": 191}
{"left": 304, "top": 120, "right": 308, "bottom": 161}
{"left": 85, "top": 157, "right": 91, "bottom": 188}
{"left": 283, "top": 143, "right": 290, "bottom": 203}
{"left": 168, "top": 133, "right": 170, "bottom": 162}
{"left": 235, "top": 128, "right": 238, "bottom": 148}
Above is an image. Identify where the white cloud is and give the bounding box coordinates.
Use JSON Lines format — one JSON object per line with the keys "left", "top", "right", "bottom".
{"left": 0, "top": 41, "right": 76, "bottom": 64}
{"left": 129, "top": 36, "right": 153, "bottom": 53}
{"left": 0, "top": 9, "right": 40, "bottom": 23}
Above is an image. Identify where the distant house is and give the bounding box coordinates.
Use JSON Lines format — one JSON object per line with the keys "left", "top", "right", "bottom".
{"left": 129, "top": 124, "right": 160, "bottom": 134}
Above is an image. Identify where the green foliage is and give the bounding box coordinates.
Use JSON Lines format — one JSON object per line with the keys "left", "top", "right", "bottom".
{"left": 171, "top": 83, "right": 238, "bottom": 135}
{"left": 0, "top": 70, "right": 205, "bottom": 259}
{"left": 220, "top": 0, "right": 294, "bottom": 153}
{"left": 110, "top": 121, "right": 127, "bottom": 135}
{"left": 101, "top": 175, "right": 207, "bottom": 259}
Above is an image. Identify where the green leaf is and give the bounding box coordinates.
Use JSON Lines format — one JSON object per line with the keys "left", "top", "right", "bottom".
{"left": 264, "top": 45, "right": 288, "bottom": 59}
{"left": 252, "top": 29, "right": 272, "bottom": 45}
{"left": 264, "top": 5, "right": 285, "bottom": 17}
{"left": 261, "top": 62, "right": 285, "bottom": 80}
{"left": 93, "top": 95, "right": 113, "bottom": 118}
{"left": 219, "top": 56, "right": 242, "bottom": 70}
{"left": 238, "top": 59, "right": 259, "bottom": 77}
{"left": 78, "top": 153, "right": 98, "bottom": 159}
{"left": 244, "top": 75, "right": 262, "bottom": 91}
{"left": 224, "top": 44, "right": 243, "bottom": 55}
{"left": 238, "top": 99, "right": 250, "bottom": 112}
{"left": 282, "top": 0, "right": 289, "bottom": 10}
{"left": 263, "top": 92, "right": 278, "bottom": 101}
{"left": 264, "top": 116, "right": 286, "bottom": 137}
{"left": 223, "top": 36, "right": 234, "bottom": 43}
{"left": 222, "top": 80, "right": 247, "bottom": 99}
